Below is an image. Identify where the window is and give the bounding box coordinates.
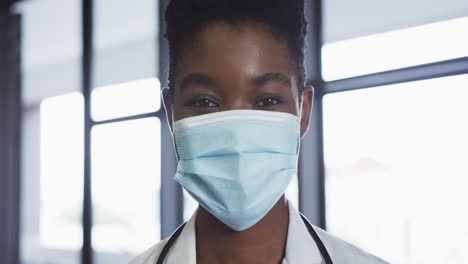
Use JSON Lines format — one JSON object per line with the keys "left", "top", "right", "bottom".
{"left": 40, "top": 94, "right": 84, "bottom": 251}
{"left": 28, "top": 78, "right": 163, "bottom": 264}
{"left": 323, "top": 0, "right": 468, "bottom": 81}
{"left": 90, "top": 78, "right": 162, "bottom": 263}
{"left": 91, "top": 118, "right": 161, "bottom": 263}
{"left": 91, "top": 78, "right": 161, "bottom": 121}
{"left": 19, "top": 0, "right": 162, "bottom": 261}
{"left": 90, "top": 0, "right": 161, "bottom": 259}
{"left": 20, "top": 94, "right": 84, "bottom": 264}
{"left": 323, "top": 74, "right": 468, "bottom": 263}
{"left": 321, "top": 2, "right": 468, "bottom": 262}
{"left": 19, "top": 0, "right": 83, "bottom": 263}
{"left": 322, "top": 16, "right": 468, "bottom": 81}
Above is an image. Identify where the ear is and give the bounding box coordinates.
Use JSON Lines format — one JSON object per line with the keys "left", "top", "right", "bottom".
{"left": 300, "top": 85, "right": 314, "bottom": 139}
{"left": 162, "top": 87, "right": 174, "bottom": 134}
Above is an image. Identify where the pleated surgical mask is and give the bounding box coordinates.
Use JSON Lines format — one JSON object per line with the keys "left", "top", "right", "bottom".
{"left": 173, "top": 109, "right": 300, "bottom": 231}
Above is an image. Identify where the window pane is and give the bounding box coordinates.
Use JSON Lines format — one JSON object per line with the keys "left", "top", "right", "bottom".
{"left": 323, "top": 74, "right": 468, "bottom": 263}
{"left": 21, "top": 93, "right": 84, "bottom": 264}
{"left": 91, "top": 118, "right": 161, "bottom": 263}
{"left": 91, "top": 78, "right": 161, "bottom": 121}
{"left": 322, "top": 16, "right": 468, "bottom": 81}
{"left": 20, "top": 0, "right": 83, "bottom": 261}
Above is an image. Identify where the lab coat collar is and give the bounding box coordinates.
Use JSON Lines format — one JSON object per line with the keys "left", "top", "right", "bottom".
{"left": 165, "top": 209, "right": 197, "bottom": 264}
{"left": 284, "top": 201, "right": 323, "bottom": 263}
{"left": 165, "top": 201, "right": 323, "bottom": 264}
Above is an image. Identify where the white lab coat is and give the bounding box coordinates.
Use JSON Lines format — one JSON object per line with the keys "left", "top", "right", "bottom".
{"left": 130, "top": 202, "right": 388, "bottom": 264}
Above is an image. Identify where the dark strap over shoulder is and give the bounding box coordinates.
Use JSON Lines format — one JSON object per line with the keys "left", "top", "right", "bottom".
{"left": 300, "top": 213, "right": 334, "bottom": 264}
{"left": 156, "top": 223, "right": 186, "bottom": 264}
{"left": 156, "top": 215, "right": 333, "bottom": 264}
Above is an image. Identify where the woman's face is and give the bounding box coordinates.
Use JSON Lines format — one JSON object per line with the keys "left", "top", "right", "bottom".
{"left": 164, "top": 22, "right": 313, "bottom": 138}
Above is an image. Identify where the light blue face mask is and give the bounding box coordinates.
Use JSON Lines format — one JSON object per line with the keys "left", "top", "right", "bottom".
{"left": 173, "top": 109, "right": 300, "bottom": 231}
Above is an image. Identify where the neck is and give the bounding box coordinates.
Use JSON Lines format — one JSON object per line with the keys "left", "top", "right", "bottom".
{"left": 195, "top": 196, "right": 289, "bottom": 264}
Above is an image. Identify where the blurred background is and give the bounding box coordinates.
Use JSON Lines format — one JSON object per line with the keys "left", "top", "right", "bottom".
{"left": 1, "top": 0, "right": 467, "bottom": 263}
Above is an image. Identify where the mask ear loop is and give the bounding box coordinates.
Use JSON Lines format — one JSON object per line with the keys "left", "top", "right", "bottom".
{"left": 162, "top": 87, "right": 181, "bottom": 161}
{"left": 290, "top": 92, "right": 303, "bottom": 204}
{"left": 296, "top": 91, "right": 305, "bottom": 154}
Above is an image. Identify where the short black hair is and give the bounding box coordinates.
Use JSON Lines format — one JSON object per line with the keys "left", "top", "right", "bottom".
{"left": 164, "top": 0, "right": 308, "bottom": 93}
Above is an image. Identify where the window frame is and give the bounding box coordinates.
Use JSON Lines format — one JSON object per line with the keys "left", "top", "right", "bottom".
{"left": 0, "top": 9, "right": 21, "bottom": 264}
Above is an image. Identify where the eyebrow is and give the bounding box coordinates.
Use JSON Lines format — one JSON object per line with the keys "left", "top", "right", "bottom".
{"left": 254, "top": 72, "right": 292, "bottom": 87}
{"left": 179, "top": 73, "right": 217, "bottom": 90}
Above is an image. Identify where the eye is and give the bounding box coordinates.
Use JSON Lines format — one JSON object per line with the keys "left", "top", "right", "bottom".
{"left": 256, "top": 97, "right": 284, "bottom": 107}
{"left": 184, "top": 97, "right": 219, "bottom": 108}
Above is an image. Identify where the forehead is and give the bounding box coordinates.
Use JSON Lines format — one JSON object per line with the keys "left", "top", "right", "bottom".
{"left": 174, "top": 22, "right": 296, "bottom": 87}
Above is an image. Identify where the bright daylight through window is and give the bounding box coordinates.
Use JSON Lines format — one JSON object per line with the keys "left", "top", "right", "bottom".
{"left": 37, "top": 78, "right": 162, "bottom": 264}
{"left": 322, "top": 16, "right": 468, "bottom": 81}
{"left": 324, "top": 74, "right": 468, "bottom": 264}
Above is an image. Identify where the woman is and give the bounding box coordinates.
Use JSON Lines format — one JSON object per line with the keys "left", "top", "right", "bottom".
{"left": 131, "top": 0, "right": 388, "bottom": 263}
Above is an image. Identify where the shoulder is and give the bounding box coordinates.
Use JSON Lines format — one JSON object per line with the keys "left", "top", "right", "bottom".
{"left": 128, "top": 239, "right": 169, "bottom": 264}
{"left": 313, "top": 226, "right": 390, "bottom": 264}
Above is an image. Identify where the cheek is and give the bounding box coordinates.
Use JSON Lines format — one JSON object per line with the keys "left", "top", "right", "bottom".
{"left": 285, "top": 102, "right": 299, "bottom": 116}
